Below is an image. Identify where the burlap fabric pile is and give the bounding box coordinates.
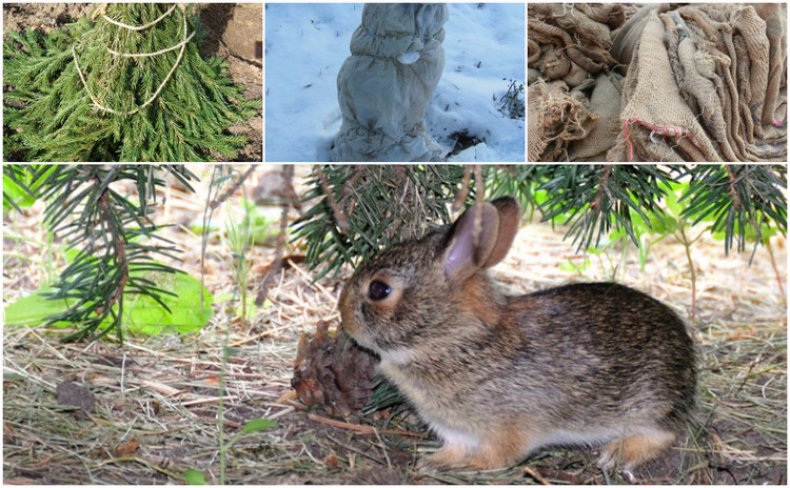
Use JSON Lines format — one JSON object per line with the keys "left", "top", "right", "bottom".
{"left": 528, "top": 3, "right": 787, "bottom": 162}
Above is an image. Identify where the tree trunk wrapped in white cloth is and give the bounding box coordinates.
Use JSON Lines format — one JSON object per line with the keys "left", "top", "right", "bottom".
{"left": 331, "top": 4, "right": 448, "bottom": 162}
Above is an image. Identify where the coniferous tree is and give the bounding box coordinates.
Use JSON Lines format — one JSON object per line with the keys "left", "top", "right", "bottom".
{"left": 294, "top": 165, "right": 787, "bottom": 276}
{"left": 3, "top": 3, "right": 258, "bottom": 162}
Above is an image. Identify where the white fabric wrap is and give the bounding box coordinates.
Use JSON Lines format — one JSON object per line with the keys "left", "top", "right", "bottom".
{"left": 331, "top": 3, "right": 448, "bottom": 162}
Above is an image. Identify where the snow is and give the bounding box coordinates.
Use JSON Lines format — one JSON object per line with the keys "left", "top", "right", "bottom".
{"left": 397, "top": 51, "right": 421, "bottom": 65}
{"left": 265, "top": 3, "right": 525, "bottom": 162}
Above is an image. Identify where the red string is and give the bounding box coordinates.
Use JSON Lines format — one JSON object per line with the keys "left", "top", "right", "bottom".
{"left": 623, "top": 118, "right": 706, "bottom": 161}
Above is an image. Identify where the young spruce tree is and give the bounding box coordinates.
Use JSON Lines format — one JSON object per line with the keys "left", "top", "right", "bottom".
{"left": 3, "top": 3, "right": 259, "bottom": 162}
{"left": 294, "top": 165, "right": 787, "bottom": 276}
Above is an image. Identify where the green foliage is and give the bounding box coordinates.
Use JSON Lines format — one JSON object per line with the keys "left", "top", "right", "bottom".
{"left": 294, "top": 165, "right": 469, "bottom": 278}
{"left": 539, "top": 165, "right": 674, "bottom": 250}
{"left": 3, "top": 3, "right": 259, "bottom": 162}
{"left": 3, "top": 164, "right": 200, "bottom": 343}
{"left": 680, "top": 165, "right": 787, "bottom": 254}
{"left": 294, "top": 165, "right": 570, "bottom": 277}
{"left": 2, "top": 164, "right": 55, "bottom": 210}
{"left": 5, "top": 288, "right": 74, "bottom": 327}
{"left": 485, "top": 164, "right": 549, "bottom": 213}
{"left": 122, "top": 269, "right": 213, "bottom": 335}
{"left": 590, "top": 180, "right": 690, "bottom": 273}
{"left": 4, "top": 269, "right": 213, "bottom": 335}
{"left": 225, "top": 199, "right": 256, "bottom": 321}
{"left": 240, "top": 418, "right": 278, "bottom": 434}
{"left": 229, "top": 200, "right": 279, "bottom": 246}
{"left": 183, "top": 468, "right": 207, "bottom": 485}
{"left": 3, "top": 172, "right": 36, "bottom": 211}
{"left": 295, "top": 165, "right": 787, "bottom": 275}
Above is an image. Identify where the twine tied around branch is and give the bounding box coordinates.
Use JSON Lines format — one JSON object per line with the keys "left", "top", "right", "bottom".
{"left": 72, "top": 5, "right": 194, "bottom": 116}
{"left": 100, "top": 4, "right": 177, "bottom": 31}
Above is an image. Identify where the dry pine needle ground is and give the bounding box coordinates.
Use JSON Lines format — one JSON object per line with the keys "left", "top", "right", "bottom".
{"left": 2, "top": 167, "right": 786, "bottom": 484}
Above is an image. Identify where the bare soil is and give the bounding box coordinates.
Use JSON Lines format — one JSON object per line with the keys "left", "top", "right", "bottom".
{"left": 2, "top": 165, "right": 787, "bottom": 484}
{"left": 3, "top": 3, "right": 91, "bottom": 33}
{"left": 2, "top": 3, "right": 262, "bottom": 162}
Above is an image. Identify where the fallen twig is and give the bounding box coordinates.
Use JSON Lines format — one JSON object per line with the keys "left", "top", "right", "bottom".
{"left": 307, "top": 413, "right": 425, "bottom": 438}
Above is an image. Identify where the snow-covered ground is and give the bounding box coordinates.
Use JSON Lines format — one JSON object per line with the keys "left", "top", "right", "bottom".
{"left": 265, "top": 3, "right": 525, "bottom": 162}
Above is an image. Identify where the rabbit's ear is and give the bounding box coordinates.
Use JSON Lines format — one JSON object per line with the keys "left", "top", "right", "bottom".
{"left": 443, "top": 197, "right": 521, "bottom": 283}
{"left": 483, "top": 197, "right": 521, "bottom": 268}
{"left": 443, "top": 202, "right": 501, "bottom": 283}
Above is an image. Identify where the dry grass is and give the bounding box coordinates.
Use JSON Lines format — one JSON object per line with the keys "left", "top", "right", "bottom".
{"left": 3, "top": 165, "right": 786, "bottom": 484}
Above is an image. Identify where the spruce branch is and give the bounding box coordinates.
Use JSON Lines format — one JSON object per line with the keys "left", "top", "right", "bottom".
{"left": 294, "top": 165, "right": 469, "bottom": 278}
{"left": 680, "top": 165, "right": 787, "bottom": 255}
{"left": 485, "top": 164, "right": 552, "bottom": 212}
{"left": 316, "top": 166, "right": 349, "bottom": 234}
{"left": 294, "top": 164, "right": 787, "bottom": 276}
{"left": 539, "top": 165, "right": 674, "bottom": 250}
{"left": 4, "top": 164, "right": 197, "bottom": 343}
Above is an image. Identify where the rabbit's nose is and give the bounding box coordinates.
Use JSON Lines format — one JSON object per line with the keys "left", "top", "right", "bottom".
{"left": 337, "top": 285, "right": 358, "bottom": 334}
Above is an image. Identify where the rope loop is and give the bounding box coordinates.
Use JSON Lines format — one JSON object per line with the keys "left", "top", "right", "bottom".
{"left": 72, "top": 5, "right": 191, "bottom": 115}
{"left": 101, "top": 4, "right": 177, "bottom": 31}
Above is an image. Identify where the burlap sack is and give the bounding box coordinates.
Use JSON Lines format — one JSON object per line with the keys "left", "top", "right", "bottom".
{"left": 569, "top": 73, "right": 623, "bottom": 161}
{"left": 611, "top": 4, "right": 664, "bottom": 66}
{"left": 332, "top": 4, "right": 448, "bottom": 162}
{"left": 528, "top": 80, "right": 594, "bottom": 161}
{"left": 532, "top": 3, "right": 786, "bottom": 162}
{"left": 527, "top": 84, "right": 547, "bottom": 162}
{"left": 528, "top": 3, "right": 619, "bottom": 76}
{"left": 753, "top": 3, "right": 786, "bottom": 126}
{"left": 617, "top": 11, "right": 722, "bottom": 161}
{"left": 528, "top": 3, "right": 622, "bottom": 160}
{"left": 732, "top": 7, "right": 770, "bottom": 128}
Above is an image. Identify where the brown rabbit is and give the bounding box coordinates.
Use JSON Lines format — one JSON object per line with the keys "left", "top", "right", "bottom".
{"left": 339, "top": 197, "right": 696, "bottom": 474}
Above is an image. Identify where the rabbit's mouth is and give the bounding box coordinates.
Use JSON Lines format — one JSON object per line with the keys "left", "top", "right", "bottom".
{"left": 345, "top": 329, "right": 415, "bottom": 366}
{"left": 340, "top": 320, "right": 376, "bottom": 353}
{"left": 345, "top": 327, "right": 382, "bottom": 357}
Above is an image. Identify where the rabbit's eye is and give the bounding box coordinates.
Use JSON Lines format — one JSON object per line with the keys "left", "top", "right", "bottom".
{"left": 368, "top": 280, "right": 392, "bottom": 301}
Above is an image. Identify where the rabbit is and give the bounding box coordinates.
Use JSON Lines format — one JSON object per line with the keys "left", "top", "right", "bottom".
{"left": 338, "top": 196, "right": 696, "bottom": 474}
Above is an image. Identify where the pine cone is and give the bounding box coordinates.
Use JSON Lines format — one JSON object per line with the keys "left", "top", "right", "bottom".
{"left": 291, "top": 321, "right": 379, "bottom": 417}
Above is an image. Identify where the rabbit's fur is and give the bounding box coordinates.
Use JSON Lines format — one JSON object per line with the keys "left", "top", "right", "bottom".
{"left": 339, "top": 197, "right": 696, "bottom": 472}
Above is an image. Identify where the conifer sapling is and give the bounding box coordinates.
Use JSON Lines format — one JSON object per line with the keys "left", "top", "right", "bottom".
{"left": 3, "top": 3, "right": 259, "bottom": 162}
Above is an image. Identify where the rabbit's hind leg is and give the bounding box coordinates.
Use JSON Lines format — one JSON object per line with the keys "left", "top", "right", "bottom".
{"left": 597, "top": 427, "right": 676, "bottom": 473}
